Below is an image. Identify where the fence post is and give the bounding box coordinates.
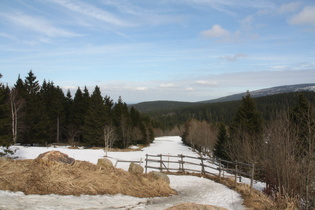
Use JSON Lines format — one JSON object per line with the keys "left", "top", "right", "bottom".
{"left": 234, "top": 161, "right": 238, "bottom": 186}
{"left": 159, "top": 154, "right": 163, "bottom": 172}
{"left": 178, "top": 154, "right": 185, "bottom": 174}
{"left": 145, "top": 154, "right": 148, "bottom": 173}
{"left": 250, "top": 163, "right": 255, "bottom": 196}
{"left": 200, "top": 157, "right": 205, "bottom": 175}
{"left": 181, "top": 155, "right": 185, "bottom": 174}
{"left": 218, "top": 159, "right": 222, "bottom": 181}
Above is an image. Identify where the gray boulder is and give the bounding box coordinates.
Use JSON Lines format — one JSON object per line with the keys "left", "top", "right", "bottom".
{"left": 128, "top": 162, "right": 144, "bottom": 174}
{"left": 151, "top": 171, "right": 170, "bottom": 184}
{"left": 97, "top": 158, "right": 114, "bottom": 169}
{"left": 36, "top": 151, "right": 75, "bottom": 165}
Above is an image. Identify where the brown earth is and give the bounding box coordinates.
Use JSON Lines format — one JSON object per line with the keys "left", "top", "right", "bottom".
{"left": 0, "top": 158, "right": 175, "bottom": 197}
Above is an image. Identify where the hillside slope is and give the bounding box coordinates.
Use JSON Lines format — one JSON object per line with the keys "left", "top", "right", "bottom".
{"left": 132, "top": 83, "right": 315, "bottom": 113}
{"left": 200, "top": 83, "right": 315, "bottom": 103}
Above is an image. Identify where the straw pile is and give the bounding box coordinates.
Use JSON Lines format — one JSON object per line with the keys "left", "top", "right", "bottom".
{"left": 0, "top": 158, "right": 175, "bottom": 197}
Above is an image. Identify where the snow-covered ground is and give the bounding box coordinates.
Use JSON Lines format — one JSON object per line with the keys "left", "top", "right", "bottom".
{"left": 0, "top": 136, "right": 253, "bottom": 210}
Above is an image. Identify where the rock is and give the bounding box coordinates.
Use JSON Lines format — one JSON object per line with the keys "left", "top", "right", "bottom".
{"left": 128, "top": 162, "right": 144, "bottom": 174}
{"left": 97, "top": 158, "right": 113, "bottom": 169}
{"left": 36, "top": 151, "right": 75, "bottom": 165}
{"left": 151, "top": 171, "right": 170, "bottom": 184}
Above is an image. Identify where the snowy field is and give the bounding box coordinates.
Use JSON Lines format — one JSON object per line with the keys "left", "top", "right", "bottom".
{"left": 0, "top": 136, "right": 249, "bottom": 210}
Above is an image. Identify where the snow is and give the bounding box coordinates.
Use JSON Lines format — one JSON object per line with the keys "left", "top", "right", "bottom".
{"left": 0, "top": 136, "right": 247, "bottom": 210}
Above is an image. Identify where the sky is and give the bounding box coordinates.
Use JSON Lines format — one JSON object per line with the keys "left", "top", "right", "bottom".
{"left": 0, "top": 0, "right": 314, "bottom": 103}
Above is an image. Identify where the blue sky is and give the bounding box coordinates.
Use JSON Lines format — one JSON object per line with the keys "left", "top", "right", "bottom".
{"left": 0, "top": 0, "right": 314, "bottom": 103}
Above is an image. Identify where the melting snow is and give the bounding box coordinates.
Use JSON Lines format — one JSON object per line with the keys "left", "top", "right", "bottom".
{"left": 0, "top": 136, "right": 246, "bottom": 210}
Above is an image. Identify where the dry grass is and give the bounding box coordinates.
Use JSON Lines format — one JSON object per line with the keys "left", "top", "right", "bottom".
{"left": 0, "top": 158, "right": 175, "bottom": 197}
{"left": 166, "top": 203, "right": 228, "bottom": 210}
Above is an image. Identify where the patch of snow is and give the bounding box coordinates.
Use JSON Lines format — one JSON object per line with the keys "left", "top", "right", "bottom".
{"left": 129, "top": 145, "right": 139, "bottom": 149}
{"left": 0, "top": 175, "right": 244, "bottom": 210}
{"left": 0, "top": 136, "right": 247, "bottom": 210}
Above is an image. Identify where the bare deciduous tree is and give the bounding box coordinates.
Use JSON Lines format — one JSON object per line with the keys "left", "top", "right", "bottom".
{"left": 183, "top": 119, "right": 218, "bottom": 155}
{"left": 263, "top": 107, "right": 315, "bottom": 209}
{"left": 104, "top": 125, "right": 117, "bottom": 156}
{"left": 9, "top": 88, "right": 25, "bottom": 144}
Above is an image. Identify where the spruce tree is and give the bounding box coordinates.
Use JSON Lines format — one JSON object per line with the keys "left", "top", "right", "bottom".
{"left": 40, "top": 81, "right": 66, "bottom": 143}
{"left": 113, "top": 97, "right": 131, "bottom": 148}
{"left": 23, "top": 71, "right": 50, "bottom": 145}
{"left": 130, "top": 107, "right": 147, "bottom": 144}
{"left": 0, "top": 75, "right": 12, "bottom": 147}
{"left": 72, "top": 87, "right": 90, "bottom": 143}
{"left": 214, "top": 122, "right": 230, "bottom": 161}
{"left": 229, "top": 92, "right": 263, "bottom": 162}
{"left": 82, "top": 86, "right": 109, "bottom": 146}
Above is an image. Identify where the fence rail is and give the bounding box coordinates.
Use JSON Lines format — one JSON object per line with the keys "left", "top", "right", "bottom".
{"left": 145, "top": 154, "right": 255, "bottom": 194}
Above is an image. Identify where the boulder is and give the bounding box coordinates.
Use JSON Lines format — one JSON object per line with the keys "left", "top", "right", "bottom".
{"left": 128, "top": 162, "right": 144, "bottom": 174}
{"left": 151, "top": 171, "right": 170, "bottom": 184}
{"left": 36, "top": 151, "right": 75, "bottom": 165}
{"left": 97, "top": 158, "right": 113, "bottom": 169}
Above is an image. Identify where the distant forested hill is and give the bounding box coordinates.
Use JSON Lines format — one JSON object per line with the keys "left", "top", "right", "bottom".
{"left": 132, "top": 84, "right": 315, "bottom": 114}
{"left": 139, "top": 91, "right": 315, "bottom": 130}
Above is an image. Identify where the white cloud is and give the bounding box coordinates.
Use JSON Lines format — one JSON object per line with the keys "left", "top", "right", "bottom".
{"left": 0, "top": 32, "right": 16, "bottom": 40}
{"left": 101, "top": 0, "right": 184, "bottom": 26}
{"left": 200, "top": 25, "right": 240, "bottom": 42}
{"left": 279, "top": 2, "right": 301, "bottom": 14}
{"left": 270, "top": 65, "right": 289, "bottom": 71}
{"left": 289, "top": 6, "right": 315, "bottom": 26}
{"left": 51, "top": 0, "right": 134, "bottom": 27}
{"left": 134, "top": 87, "right": 148, "bottom": 91}
{"left": 194, "top": 80, "right": 218, "bottom": 86}
{"left": 1, "top": 13, "right": 81, "bottom": 38}
{"left": 160, "top": 83, "right": 176, "bottom": 88}
{"left": 184, "top": 0, "right": 275, "bottom": 15}
{"left": 201, "top": 24, "right": 230, "bottom": 38}
{"left": 220, "top": 54, "right": 247, "bottom": 62}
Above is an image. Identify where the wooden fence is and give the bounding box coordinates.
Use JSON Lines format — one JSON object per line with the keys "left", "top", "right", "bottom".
{"left": 145, "top": 154, "right": 255, "bottom": 193}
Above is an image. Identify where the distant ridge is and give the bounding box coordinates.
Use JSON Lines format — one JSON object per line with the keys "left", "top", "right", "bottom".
{"left": 199, "top": 83, "right": 315, "bottom": 103}
{"left": 131, "top": 100, "right": 193, "bottom": 113}
{"left": 132, "top": 83, "right": 315, "bottom": 113}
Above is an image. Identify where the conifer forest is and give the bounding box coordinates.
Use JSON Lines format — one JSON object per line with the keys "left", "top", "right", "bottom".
{"left": 0, "top": 71, "right": 154, "bottom": 148}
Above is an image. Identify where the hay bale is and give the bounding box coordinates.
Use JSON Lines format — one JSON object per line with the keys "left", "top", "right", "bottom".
{"left": 151, "top": 171, "right": 170, "bottom": 184}
{"left": 128, "top": 162, "right": 144, "bottom": 174}
{"left": 97, "top": 158, "right": 113, "bottom": 169}
{"left": 36, "top": 151, "right": 75, "bottom": 165}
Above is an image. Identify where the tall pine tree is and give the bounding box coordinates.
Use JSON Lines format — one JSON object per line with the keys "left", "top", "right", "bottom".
{"left": 82, "top": 86, "right": 109, "bottom": 146}
{"left": 21, "top": 71, "right": 50, "bottom": 145}
{"left": 228, "top": 92, "right": 263, "bottom": 163}
{"left": 214, "top": 122, "right": 230, "bottom": 161}
{"left": 0, "top": 74, "right": 12, "bottom": 147}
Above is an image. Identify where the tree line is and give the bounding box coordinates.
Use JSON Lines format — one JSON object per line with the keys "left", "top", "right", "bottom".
{"left": 0, "top": 71, "right": 154, "bottom": 148}
{"left": 148, "top": 91, "right": 315, "bottom": 131}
